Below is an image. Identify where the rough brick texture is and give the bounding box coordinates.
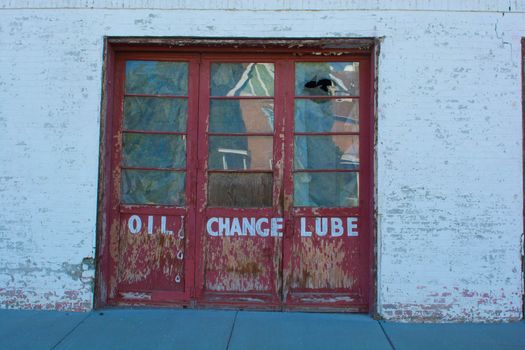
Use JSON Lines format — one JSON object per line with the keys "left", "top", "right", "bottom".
{"left": 0, "top": 0, "right": 523, "bottom": 321}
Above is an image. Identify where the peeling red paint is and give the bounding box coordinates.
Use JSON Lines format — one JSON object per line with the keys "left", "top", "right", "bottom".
{"left": 100, "top": 42, "right": 374, "bottom": 312}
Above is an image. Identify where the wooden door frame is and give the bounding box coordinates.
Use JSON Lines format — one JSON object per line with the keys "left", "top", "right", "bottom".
{"left": 280, "top": 56, "right": 373, "bottom": 312}
{"left": 522, "top": 37, "right": 525, "bottom": 318}
{"left": 95, "top": 37, "right": 378, "bottom": 314}
{"left": 97, "top": 49, "right": 201, "bottom": 306}
{"left": 194, "top": 55, "right": 287, "bottom": 309}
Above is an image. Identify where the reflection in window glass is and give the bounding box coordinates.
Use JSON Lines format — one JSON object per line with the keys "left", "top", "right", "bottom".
{"left": 295, "top": 62, "right": 359, "bottom": 96}
{"left": 210, "top": 99, "right": 274, "bottom": 133}
{"left": 295, "top": 99, "right": 358, "bottom": 133}
{"left": 211, "top": 63, "right": 274, "bottom": 96}
{"left": 121, "top": 170, "right": 186, "bottom": 205}
{"left": 208, "top": 173, "right": 272, "bottom": 207}
{"left": 294, "top": 135, "right": 359, "bottom": 170}
{"left": 122, "top": 134, "right": 186, "bottom": 169}
{"left": 125, "top": 61, "right": 188, "bottom": 96}
{"left": 124, "top": 97, "right": 188, "bottom": 132}
{"left": 294, "top": 172, "right": 358, "bottom": 207}
{"left": 208, "top": 136, "right": 273, "bottom": 170}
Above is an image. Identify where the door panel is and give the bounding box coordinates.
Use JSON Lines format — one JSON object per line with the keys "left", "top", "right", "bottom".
{"left": 195, "top": 58, "right": 283, "bottom": 306}
{"left": 281, "top": 59, "right": 371, "bottom": 311}
{"left": 284, "top": 215, "right": 363, "bottom": 308}
{"left": 290, "top": 217, "right": 359, "bottom": 290}
{"left": 201, "top": 212, "right": 282, "bottom": 305}
{"left": 107, "top": 54, "right": 199, "bottom": 305}
{"left": 117, "top": 214, "right": 186, "bottom": 293}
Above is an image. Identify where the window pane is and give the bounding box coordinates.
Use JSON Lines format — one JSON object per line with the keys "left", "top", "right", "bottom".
{"left": 294, "top": 172, "right": 358, "bottom": 207}
{"left": 208, "top": 173, "right": 272, "bottom": 207}
{"left": 125, "top": 61, "right": 188, "bottom": 95}
{"left": 210, "top": 99, "right": 274, "bottom": 133}
{"left": 121, "top": 170, "right": 185, "bottom": 205}
{"left": 295, "top": 62, "right": 359, "bottom": 96}
{"left": 208, "top": 136, "right": 273, "bottom": 170}
{"left": 295, "top": 135, "right": 359, "bottom": 170}
{"left": 122, "top": 134, "right": 186, "bottom": 169}
{"left": 211, "top": 63, "right": 274, "bottom": 96}
{"left": 295, "top": 99, "right": 358, "bottom": 133}
{"left": 124, "top": 97, "right": 187, "bottom": 132}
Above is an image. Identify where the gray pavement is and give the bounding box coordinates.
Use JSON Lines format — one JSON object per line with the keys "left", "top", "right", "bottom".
{"left": 0, "top": 309, "right": 523, "bottom": 350}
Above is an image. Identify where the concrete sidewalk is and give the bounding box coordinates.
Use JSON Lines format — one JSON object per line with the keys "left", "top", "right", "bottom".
{"left": 0, "top": 309, "right": 524, "bottom": 350}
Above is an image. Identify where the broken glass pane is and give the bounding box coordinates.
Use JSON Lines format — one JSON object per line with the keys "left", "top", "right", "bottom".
{"left": 295, "top": 62, "right": 359, "bottom": 96}
{"left": 122, "top": 134, "right": 186, "bottom": 169}
{"left": 121, "top": 170, "right": 186, "bottom": 206}
{"left": 208, "top": 136, "right": 273, "bottom": 170}
{"left": 211, "top": 63, "right": 274, "bottom": 96}
{"left": 294, "top": 172, "right": 358, "bottom": 207}
{"left": 124, "top": 97, "right": 187, "bottom": 132}
{"left": 295, "top": 99, "right": 359, "bottom": 133}
{"left": 125, "top": 61, "right": 188, "bottom": 95}
{"left": 210, "top": 99, "right": 274, "bottom": 133}
{"left": 294, "top": 135, "right": 359, "bottom": 170}
{"left": 208, "top": 173, "right": 272, "bottom": 207}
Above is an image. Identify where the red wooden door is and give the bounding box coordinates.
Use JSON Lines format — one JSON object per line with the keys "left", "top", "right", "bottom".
{"left": 281, "top": 58, "right": 372, "bottom": 311}
{"left": 193, "top": 55, "right": 372, "bottom": 311}
{"left": 195, "top": 57, "right": 286, "bottom": 307}
{"left": 104, "top": 48, "right": 372, "bottom": 311}
{"left": 105, "top": 53, "right": 199, "bottom": 305}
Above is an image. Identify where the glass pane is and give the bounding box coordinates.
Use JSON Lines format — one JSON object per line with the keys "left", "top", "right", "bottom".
{"left": 208, "top": 136, "right": 273, "bottom": 170}
{"left": 295, "top": 62, "right": 359, "bottom": 96}
{"left": 295, "top": 135, "right": 359, "bottom": 170}
{"left": 294, "top": 172, "right": 358, "bottom": 207}
{"left": 210, "top": 99, "right": 274, "bottom": 133}
{"left": 211, "top": 63, "right": 274, "bottom": 96}
{"left": 124, "top": 97, "right": 188, "bottom": 132}
{"left": 295, "top": 99, "right": 358, "bottom": 133}
{"left": 208, "top": 173, "right": 272, "bottom": 207}
{"left": 125, "top": 61, "right": 188, "bottom": 95}
{"left": 122, "top": 134, "right": 186, "bottom": 168}
{"left": 121, "top": 170, "right": 186, "bottom": 205}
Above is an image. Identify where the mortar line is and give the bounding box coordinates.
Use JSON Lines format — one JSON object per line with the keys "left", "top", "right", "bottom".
{"left": 226, "top": 311, "right": 239, "bottom": 350}
{"left": 378, "top": 320, "right": 396, "bottom": 350}
{"left": 49, "top": 312, "right": 92, "bottom": 350}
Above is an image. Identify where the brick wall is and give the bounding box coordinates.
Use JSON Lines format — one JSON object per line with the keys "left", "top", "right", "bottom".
{"left": 0, "top": 0, "right": 523, "bottom": 321}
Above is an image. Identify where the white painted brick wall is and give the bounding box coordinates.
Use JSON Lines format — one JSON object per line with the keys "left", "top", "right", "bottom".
{"left": 0, "top": 1, "right": 523, "bottom": 321}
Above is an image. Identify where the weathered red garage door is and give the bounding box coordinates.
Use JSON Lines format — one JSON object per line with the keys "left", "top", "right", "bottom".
{"left": 101, "top": 46, "right": 373, "bottom": 312}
